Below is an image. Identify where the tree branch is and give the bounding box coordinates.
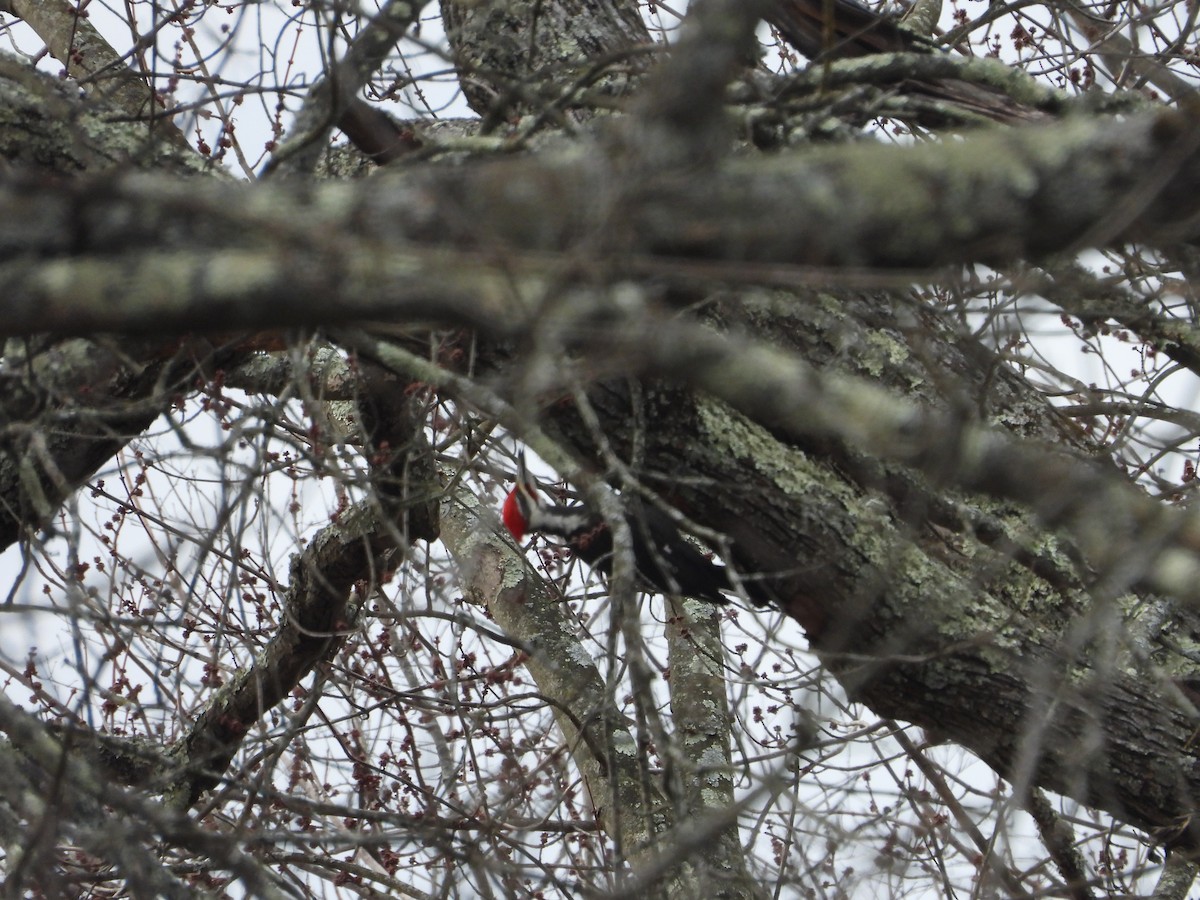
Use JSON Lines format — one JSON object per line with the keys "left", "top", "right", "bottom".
{"left": 4, "top": 109, "right": 1200, "bottom": 307}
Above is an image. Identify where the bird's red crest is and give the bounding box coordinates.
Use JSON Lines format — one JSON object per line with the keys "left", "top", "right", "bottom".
{"left": 502, "top": 488, "right": 527, "bottom": 541}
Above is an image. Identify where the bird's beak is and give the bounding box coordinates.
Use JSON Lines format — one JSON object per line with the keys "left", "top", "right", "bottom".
{"left": 515, "top": 451, "right": 538, "bottom": 500}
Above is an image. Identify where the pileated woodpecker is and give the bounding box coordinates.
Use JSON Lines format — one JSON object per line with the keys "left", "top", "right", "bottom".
{"left": 501, "top": 455, "right": 732, "bottom": 604}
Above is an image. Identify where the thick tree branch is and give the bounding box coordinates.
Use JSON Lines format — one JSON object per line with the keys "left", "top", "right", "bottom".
{"left": 775, "top": 50, "right": 1068, "bottom": 115}
{"left": 604, "top": 315, "right": 1200, "bottom": 606}
{"left": 4, "top": 109, "right": 1200, "bottom": 317}
{"left": 664, "top": 598, "right": 758, "bottom": 898}
{"left": 164, "top": 500, "right": 435, "bottom": 808}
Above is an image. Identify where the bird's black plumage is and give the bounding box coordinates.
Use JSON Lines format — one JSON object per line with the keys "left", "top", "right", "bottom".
{"left": 501, "top": 456, "right": 732, "bottom": 604}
